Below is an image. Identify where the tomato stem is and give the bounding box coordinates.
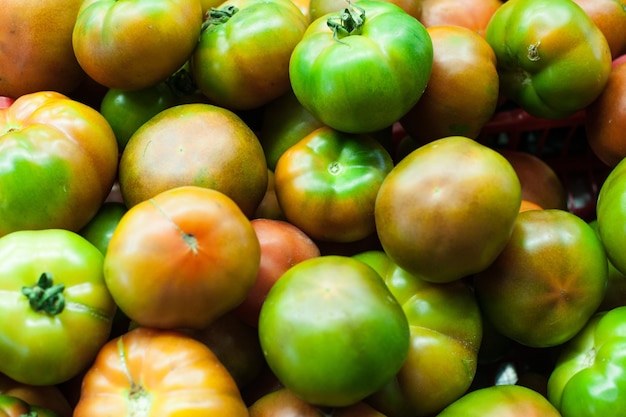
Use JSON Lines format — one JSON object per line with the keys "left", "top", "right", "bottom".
{"left": 327, "top": 0, "right": 366, "bottom": 43}
{"left": 202, "top": 5, "right": 239, "bottom": 32}
{"left": 21, "top": 272, "right": 65, "bottom": 315}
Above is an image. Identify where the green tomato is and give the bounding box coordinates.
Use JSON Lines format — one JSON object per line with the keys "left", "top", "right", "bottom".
{"left": 484, "top": 0, "right": 611, "bottom": 119}
{"left": 79, "top": 202, "right": 128, "bottom": 255}
{"left": 191, "top": 0, "right": 309, "bottom": 110}
{"left": 258, "top": 255, "right": 410, "bottom": 407}
{"left": 289, "top": 0, "right": 433, "bottom": 133}
{"left": 354, "top": 250, "right": 482, "bottom": 417}
{"left": 547, "top": 306, "right": 626, "bottom": 417}
{"left": 273, "top": 125, "right": 394, "bottom": 243}
{"left": 0, "top": 394, "right": 63, "bottom": 417}
{"left": 597, "top": 157, "right": 626, "bottom": 276}
{"left": 0, "top": 229, "right": 116, "bottom": 386}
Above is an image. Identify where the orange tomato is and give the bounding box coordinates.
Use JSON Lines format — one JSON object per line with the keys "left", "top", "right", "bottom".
{"left": 519, "top": 200, "right": 543, "bottom": 212}
{"left": 419, "top": 0, "right": 502, "bottom": 36}
{"left": 73, "top": 327, "right": 249, "bottom": 417}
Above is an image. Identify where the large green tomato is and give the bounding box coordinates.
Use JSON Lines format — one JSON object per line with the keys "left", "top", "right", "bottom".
{"left": 289, "top": 0, "right": 433, "bottom": 133}
{"left": 597, "top": 157, "right": 626, "bottom": 276}
{"left": 0, "top": 229, "right": 117, "bottom": 386}
{"left": 547, "top": 306, "right": 626, "bottom": 417}
{"left": 258, "top": 255, "right": 410, "bottom": 407}
{"left": 354, "top": 250, "right": 482, "bottom": 417}
{"left": 485, "top": 0, "right": 611, "bottom": 119}
{"left": 191, "top": 0, "right": 308, "bottom": 110}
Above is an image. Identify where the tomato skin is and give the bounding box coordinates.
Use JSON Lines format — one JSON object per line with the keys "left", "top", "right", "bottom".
{"left": 597, "top": 157, "right": 626, "bottom": 275}
{"left": 354, "top": 250, "right": 482, "bottom": 417}
{"left": 485, "top": 0, "right": 611, "bottom": 119}
{"left": 274, "top": 126, "right": 394, "bottom": 243}
{"left": 118, "top": 102, "right": 268, "bottom": 217}
{"left": 0, "top": 229, "right": 117, "bottom": 386}
{"left": 289, "top": 0, "right": 433, "bottom": 133}
{"left": 0, "top": 91, "right": 119, "bottom": 236}
{"left": 191, "top": 0, "right": 308, "bottom": 111}
{"left": 258, "top": 255, "right": 410, "bottom": 407}
{"left": 418, "top": 0, "right": 502, "bottom": 36}
{"left": 0, "top": 374, "right": 72, "bottom": 417}
{"left": 73, "top": 326, "right": 249, "bottom": 417}
{"left": 104, "top": 186, "right": 261, "bottom": 330}
{"left": 375, "top": 136, "right": 521, "bottom": 283}
{"left": 474, "top": 209, "right": 608, "bottom": 348}
{"left": 72, "top": 0, "right": 203, "bottom": 90}
{"left": 436, "top": 385, "right": 561, "bottom": 417}
{"left": 79, "top": 202, "right": 128, "bottom": 255}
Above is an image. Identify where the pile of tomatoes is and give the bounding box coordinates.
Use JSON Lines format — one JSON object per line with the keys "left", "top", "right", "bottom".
{"left": 1, "top": 0, "right": 626, "bottom": 416}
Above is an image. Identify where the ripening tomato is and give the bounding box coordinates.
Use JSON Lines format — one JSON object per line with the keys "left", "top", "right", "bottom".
{"left": 418, "top": 0, "right": 502, "bottom": 36}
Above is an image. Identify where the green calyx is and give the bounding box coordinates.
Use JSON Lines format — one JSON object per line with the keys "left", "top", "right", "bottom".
{"left": 202, "top": 4, "right": 239, "bottom": 31}
{"left": 22, "top": 272, "right": 65, "bottom": 315}
{"left": 327, "top": 0, "right": 366, "bottom": 43}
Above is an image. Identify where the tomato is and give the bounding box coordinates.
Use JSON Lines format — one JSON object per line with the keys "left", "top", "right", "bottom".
{"left": 399, "top": 25, "right": 499, "bottom": 144}
{"left": 249, "top": 388, "right": 388, "bottom": 417}
{"left": 596, "top": 157, "right": 626, "bottom": 275}
{"left": 234, "top": 218, "right": 321, "bottom": 327}
{"left": 0, "top": 229, "right": 116, "bottom": 386}
{"left": 0, "top": 374, "right": 72, "bottom": 417}
{"left": 73, "top": 326, "right": 249, "bottom": 417}
{"left": 588, "top": 220, "right": 626, "bottom": 312}
{"left": 572, "top": 0, "right": 626, "bottom": 59}
{"left": 375, "top": 136, "right": 521, "bottom": 283}
{"left": 191, "top": 0, "right": 308, "bottom": 110}
{"left": 418, "top": 0, "right": 502, "bottom": 36}
{"left": 354, "top": 250, "right": 483, "bottom": 417}
{"left": 0, "top": 1, "right": 85, "bottom": 98}
{"left": 436, "top": 385, "right": 561, "bottom": 417}
{"left": 72, "top": 0, "right": 203, "bottom": 90}
{"left": 257, "top": 90, "right": 325, "bottom": 171}
{"left": 473, "top": 209, "right": 608, "bottom": 348}
{"left": 0, "top": 91, "right": 119, "bottom": 236}
{"left": 547, "top": 306, "right": 626, "bottom": 417}
{"left": 519, "top": 199, "right": 543, "bottom": 212}
{"left": 258, "top": 255, "right": 410, "bottom": 407}
{"left": 79, "top": 202, "right": 128, "bottom": 255}
{"left": 497, "top": 149, "right": 568, "bottom": 211}
{"left": 585, "top": 59, "right": 626, "bottom": 167}
{"left": 118, "top": 102, "right": 268, "bottom": 217}
{"left": 484, "top": 0, "right": 612, "bottom": 119}
{"left": 104, "top": 186, "right": 260, "bottom": 329}
{"left": 274, "top": 126, "right": 394, "bottom": 243}
{"left": 0, "top": 394, "right": 63, "bottom": 417}
{"left": 253, "top": 170, "right": 285, "bottom": 220}
{"left": 289, "top": 0, "right": 433, "bottom": 133}
{"left": 308, "top": 0, "right": 422, "bottom": 22}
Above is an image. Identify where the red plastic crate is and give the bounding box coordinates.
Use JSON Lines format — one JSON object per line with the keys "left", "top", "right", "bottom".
{"left": 476, "top": 107, "right": 611, "bottom": 222}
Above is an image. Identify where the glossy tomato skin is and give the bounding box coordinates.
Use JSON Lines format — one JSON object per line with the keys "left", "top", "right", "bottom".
{"left": 234, "top": 218, "right": 321, "bottom": 327}
{"left": 547, "top": 306, "right": 626, "bottom": 417}
{"left": 104, "top": 186, "right": 260, "bottom": 330}
{"left": 436, "top": 385, "right": 561, "bottom": 417}
{"left": 72, "top": 0, "right": 203, "bottom": 90}
{"left": 573, "top": 0, "right": 626, "bottom": 59}
{"left": 290, "top": 0, "right": 433, "bottom": 133}
{"left": 354, "top": 250, "right": 482, "bottom": 417}
{"left": 485, "top": 0, "right": 611, "bottom": 119}
{"left": 79, "top": 202, "right": 128, "bottom": 255}
{"left": 258, "top": 255, "right": 410, "bottom": 407}
{"left": 191, "top": 0, "right": 308, "bottom": 110}
{"left": 0, "top": 229, "right": 117, "bottom": 386}
{"left": 118, "top": 102, "right": 268, "bottom": 217}
{"left": 0, "top": 91, "right": 119, "bottom": 236}
{"left": 597, "top": 158, "right": 626, "bottom": 275}
{"left": 418, "top": 0, "right": 502, "bottom": 36}
{"left": 474, "top": 209, "right": 608, "bottom": 348}
{"left": 274, "top": 126, "right": 394, "bottom": 243}
{"left": 73, "top": 326, "right": 249, "bottom": 417}
{"left": 400, "top": 25, "right": 499, "bottom": 144}
{"left": 375, "top": 136, "right": 521, "bottom": 283}
{"left": 0, "top": 1, "right": 85, "bottom": 98}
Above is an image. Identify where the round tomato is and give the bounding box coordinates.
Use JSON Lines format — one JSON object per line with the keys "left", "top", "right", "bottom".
{"left": 0, "top": 91, "right": 119, "bottom": 236}
{"left": 72, "top": 0, "right": 203, "bottom": 90}
{"left": 191, "top": 0, "right": 308, "bottom": 110}
{"left": 375, "top": 136, "right": 521, "bottom": 283}
{"left": 485, "top": 0, "right": 612, "bottom": 119}
{"left": 73, "top": 326, "right": 249, "bottom": 417}
{"left": 103, "top": 186, "right": 260, "bottom": 329}
{"left": 258, "top": 255, "right": 410, "bottom": 407}
{"left": 0, "top": 229, "right": 117, "bottom": 386}
{"left": 289, "top": 0, "right": 433, "bottom": 133}
{"left": 436, "top": 385, "right": 561, "bottom": 417}
{"left": 234, "top": 218, "right": 321, "bottom": 327}
{"left": 399, "top": 25, "right": 499, "bottom": 144}
{"left": 274, "top": 126, "right": 394, "bottom": 243}
{"left": 0, "top": 0, "right": 85, "bottom": 98}
{"left": 596, "top": 156, "right": 626, "bottom": 275}
{"left": 118, "top": 102, "right": 268, "bottom": 217}
{"left": 473, "top": 209, "right": 608, "bottom": 348}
